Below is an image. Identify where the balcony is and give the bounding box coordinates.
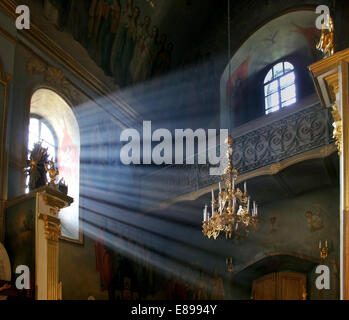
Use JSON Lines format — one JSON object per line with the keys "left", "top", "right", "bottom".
{"left": 140, "top": 95, "right": 336, "bottom": 210}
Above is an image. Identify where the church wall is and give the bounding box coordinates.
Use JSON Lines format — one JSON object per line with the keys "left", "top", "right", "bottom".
{"left": 72, "top": 184, "right": 337, "bottom": 301}
{"left": 0, "top": 5, "right": 139, "bottom": 300}
{"left": 230, "top": 186, "right": 339, "bottom": 299}
{"left": 59, "top": 236, "right": 108, "bottom": 300}
{"left": 0, "top": 2, "right": 343, "bottom": 301}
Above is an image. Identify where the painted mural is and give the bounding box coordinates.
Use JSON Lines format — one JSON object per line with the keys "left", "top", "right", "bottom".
{"left": 225, "top": 55, "right": 251, "bottom": 118}
{"left": 40, "top": 0, "right": 174, "bottom": 87}
{"left": 94, "top": 229, "right": 227, "bottom": 300}
{"left": 5, "top": 200, "right": 36, "bottom": 290}
{"left": 290, "top": 23, "right": 320, "bottom": 61}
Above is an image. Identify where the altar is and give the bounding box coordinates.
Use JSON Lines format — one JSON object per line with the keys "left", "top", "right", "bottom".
{"left": 2, "top": 186, "right": 73, "bottom": 300}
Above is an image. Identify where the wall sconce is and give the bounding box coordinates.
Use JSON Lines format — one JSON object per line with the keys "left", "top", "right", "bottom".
{"left": 226, "top": 257, "right": 233, "bottom": 273}
{"left": 319, "top": 240, "right": 328, "bottom": 260}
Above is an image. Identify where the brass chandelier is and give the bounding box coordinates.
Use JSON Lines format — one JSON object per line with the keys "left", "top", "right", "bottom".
{"left": 202, "top": 137, "right": 259, "bottom": 240}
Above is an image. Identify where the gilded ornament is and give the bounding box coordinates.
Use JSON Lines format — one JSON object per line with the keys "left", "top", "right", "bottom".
{"left": 45, "top": 159, "right": 59, "bottom": 187}
{"left": 331, "top": 104, "right": 342, "bottom": 155}
{"left": 27, "top": 58, "right": 46, "bottom": 75}
{"left": 45, "top": 67, "right": 70, "bottom": 90}
{"left": 316, "top": 15, "right": 335, "bottom": 58}
{"left": 42, "top": 215, "right": 61, "bottom": 241}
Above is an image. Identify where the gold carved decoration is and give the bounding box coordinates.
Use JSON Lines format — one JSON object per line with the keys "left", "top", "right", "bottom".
{"left": 45, "top": 67, "right": 70, "bottom": 90}
{"left": 45, "top": 159, "right": 59, "bottom": 187}
{"left": 331, "top": 104, "right": 342, "bottom": 155}
{"left": 316, "top": 15, "right": 335, "bottom": 58}
{"left": 323, "top": 73, "right": 341, "bottom": 155}
{"left": 27, "top": 58, "right": 83, "bottom": 103}
{"left": 42, "top": 215, "right": 61, "bottom": 241}
{"left": 329, "top": 82, "right": 339, "bottom": 102}
{"left": 325, "top": 73, "right": 339, "bottom": 103}
{"left": 42, "top": 194, "right": 65, "bottom": 210}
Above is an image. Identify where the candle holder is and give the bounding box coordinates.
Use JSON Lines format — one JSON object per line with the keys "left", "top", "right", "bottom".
{"left": 319, "top": 240, "right": 329, "bottom": 261}
{"left": 226, "top": 258, "right": 233, "bottom": 273}
{"left": 320, "top": 247, "right": 329, "bottom": 260}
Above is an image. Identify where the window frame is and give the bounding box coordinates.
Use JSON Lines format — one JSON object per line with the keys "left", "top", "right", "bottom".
{"left": 26, "top": 114, "right": 58, "bottom": 194}
{"left": 264, "top": 61, "right": 297, "bottom": 115}
{"left": 28, "top": 114, "right": 58, "bottom": 161}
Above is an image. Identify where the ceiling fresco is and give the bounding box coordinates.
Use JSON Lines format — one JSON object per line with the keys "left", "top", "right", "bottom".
{"left": 20, "top": 0, "right": 215, "bottom": 89}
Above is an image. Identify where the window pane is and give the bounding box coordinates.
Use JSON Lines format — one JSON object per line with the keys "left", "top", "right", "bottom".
{"left": 284, "top": 62, "right": 294, "bottom": 73}
{"left": 28, "top": 117, "right": 56, "bottom": 161}
{"left": 282, "top": 98, "right": 296, "bottom": 108}
{"left": 264, "top": 80, "right": 278, "bottom": 96}
{"left": 266, "top": 92, "right": 279, "bottom": 108}
{"left": 28, "top": 132, "right": 36, "bottom": 152}
{"left": 29, "top": 118, "right": 39, "bottom": 139}
{"left": 264, "top": 69, "right": 273, "bottom": 84}
{"left": 280, "top": 72, "right": 295, "bottom": 89}
{"left": 41, "top": 122, "right": 55, "bottom": 147}
{"left": 266, "top": 105, "right": 279, "bottom": 114}
{"left": 281, "top": 85, "right": 296, "bottom": 102}
{"left": 28, "top": 118, "right": 39, "bottom": 151}
{"left": 273, "top": 63, "right": 284, "bottom": 78}
{"left": 40, "top": 122, "right": 56, "bottom": 160}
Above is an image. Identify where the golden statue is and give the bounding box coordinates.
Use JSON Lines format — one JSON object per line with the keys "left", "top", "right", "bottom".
{"left": 45, "top": 158, "right": 59, "bottom": 187}
{"left": 316, "top": 15, "right": 335, "bottom": 57}
{"left": 24, "top": 141, "right": 49, "bottom": 191}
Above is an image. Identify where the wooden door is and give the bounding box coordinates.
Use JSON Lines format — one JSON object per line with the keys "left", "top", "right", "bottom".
{"left": 252, "top": 272, "right": 306, "bottom": 300}
{"left": 277, "top": 272, "right": 306, "bottom": 300}
{"left": 252, "top": 273, "right": 276, "bottom": 300}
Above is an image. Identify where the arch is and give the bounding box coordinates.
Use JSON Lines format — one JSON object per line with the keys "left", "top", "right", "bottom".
{"left": 220, "top": 9, "right": 321, "bottom": 127}
{"left": 29, "top": 88, "right": 81, "bottom": 242}
{"left": 232, "top": 251, "right": 320, "bottom": 299}
{"left": 234, "top": 251, "right": 320, "bottom": 276}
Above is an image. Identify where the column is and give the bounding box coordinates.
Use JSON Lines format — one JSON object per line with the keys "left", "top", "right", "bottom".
{"left": 35, "top": 187, "right": 73, "bottom": 300}
{"left": 309, "top": 48, "right": 349, "bottom": 299}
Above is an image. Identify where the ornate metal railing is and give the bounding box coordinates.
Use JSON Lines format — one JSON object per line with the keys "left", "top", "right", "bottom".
{"left": 140, "top": 102, "right": 334, "bottom": 207}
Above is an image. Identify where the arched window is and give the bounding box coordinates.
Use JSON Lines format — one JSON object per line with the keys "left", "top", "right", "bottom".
{"left": 26, "top": 115, "right": 58, "bottom": 193}
{"left": 27, "top": 89, "right": 81, "bottom": 242}
{"left": 264, "top": 62, "right": 296, "bottom": 114}
{"left": 28, "top": 115, "right": 57, "bottom": 161}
